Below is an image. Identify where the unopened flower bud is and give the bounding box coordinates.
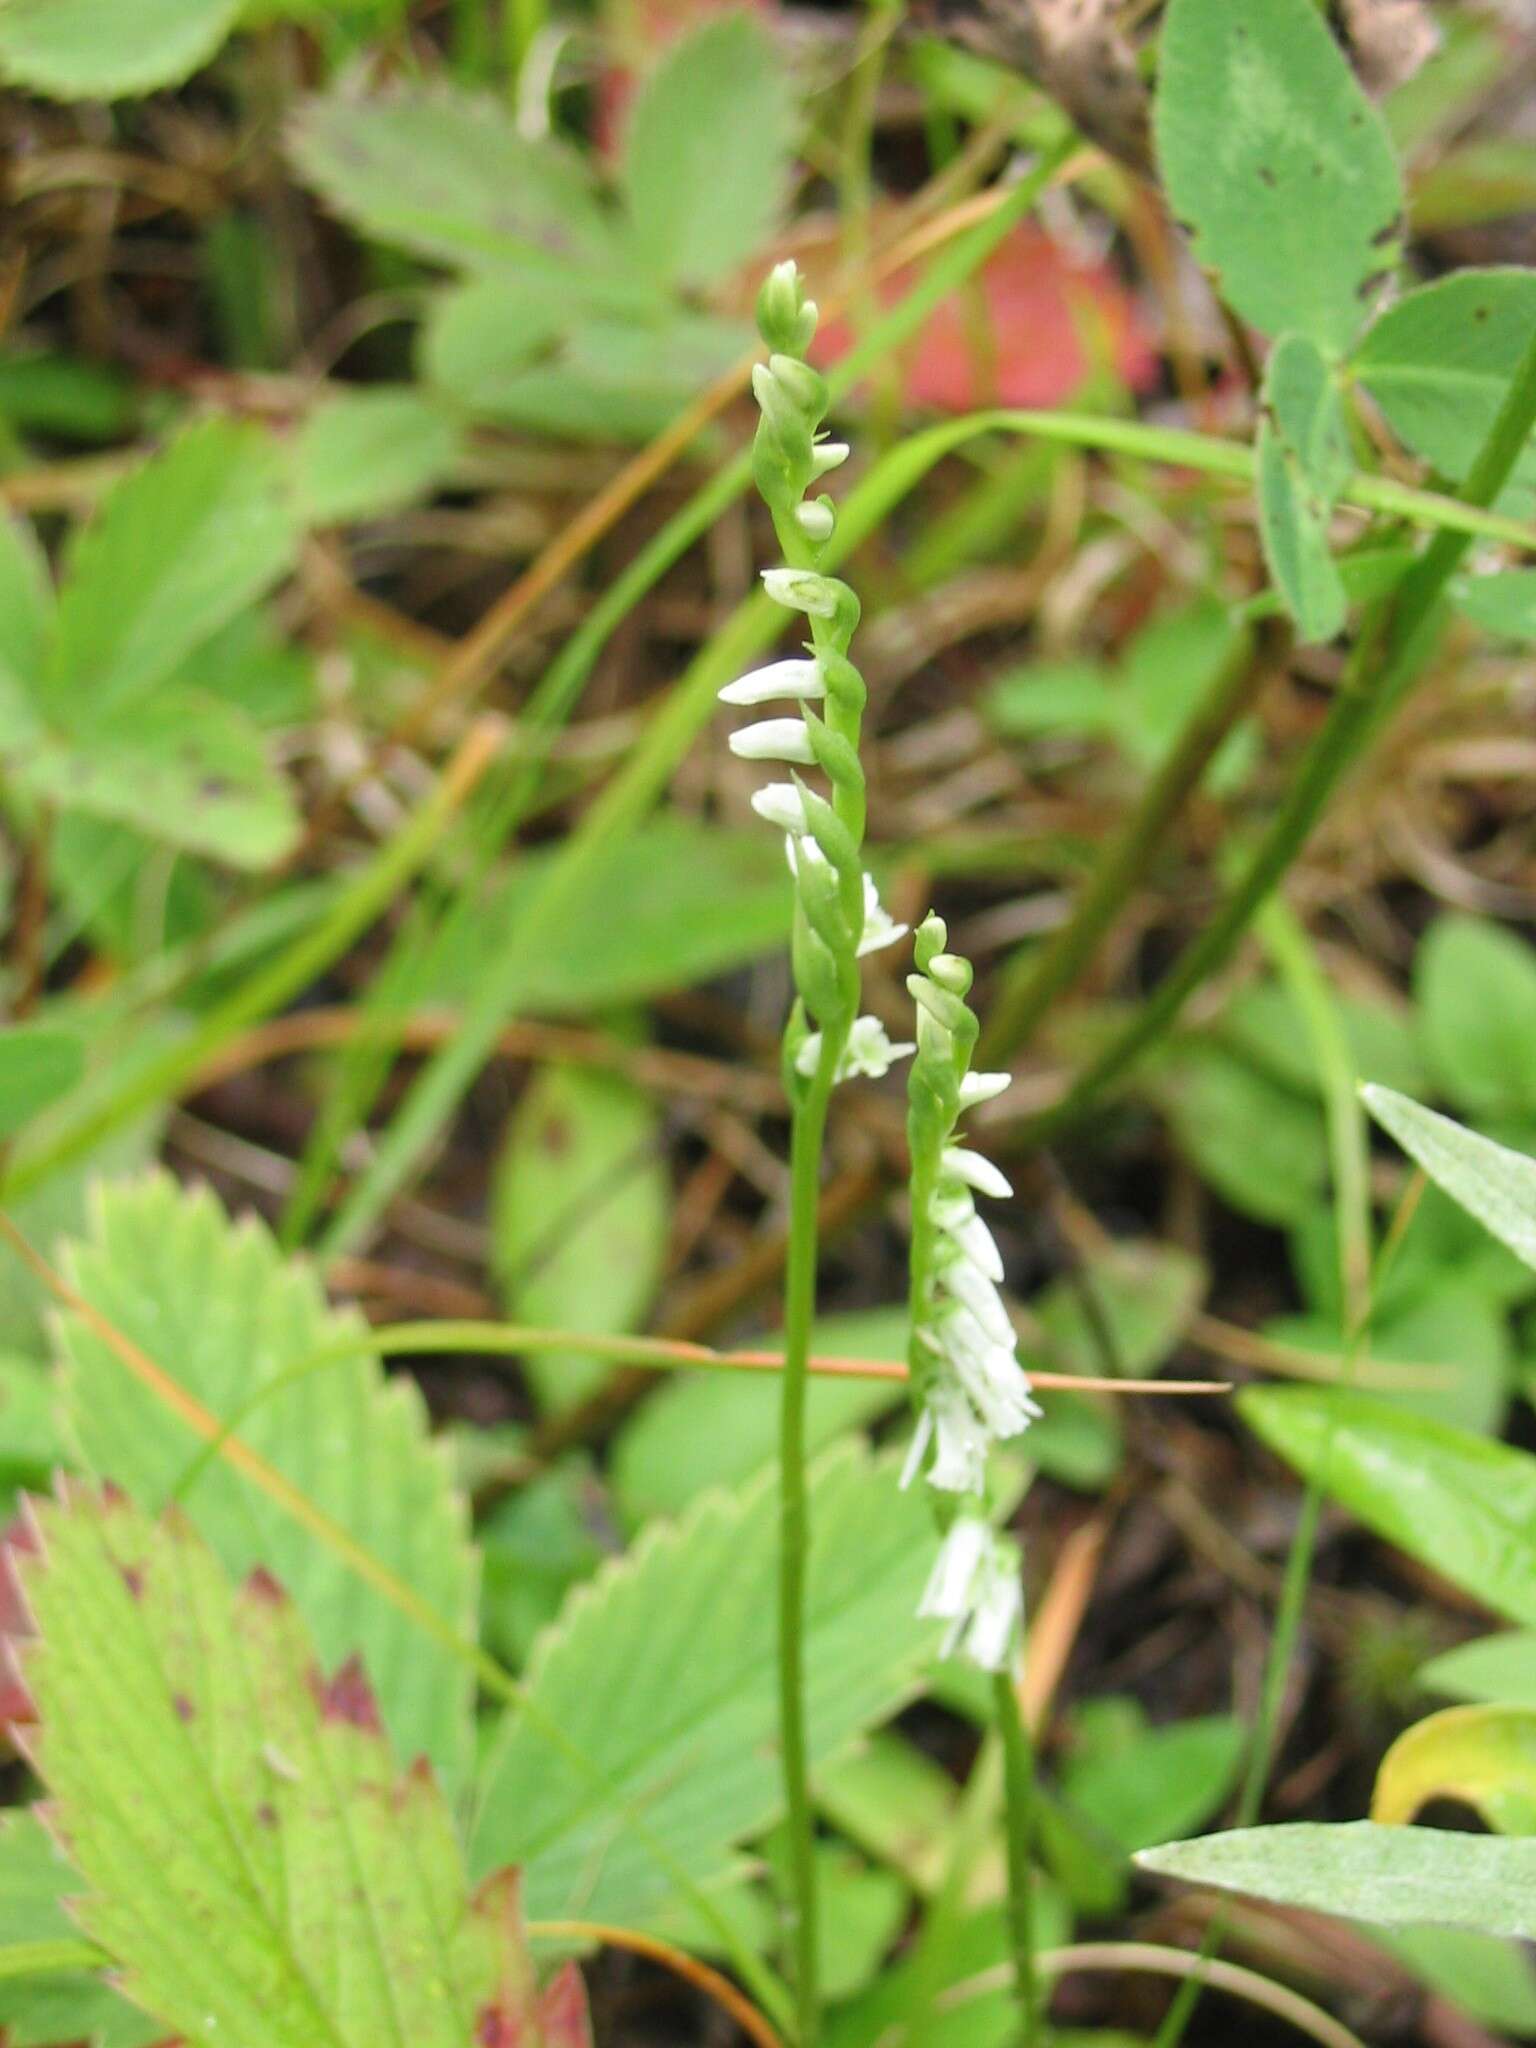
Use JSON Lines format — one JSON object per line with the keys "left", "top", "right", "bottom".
{"left": 795, "top": 499, "right": 835, "bottom": 544}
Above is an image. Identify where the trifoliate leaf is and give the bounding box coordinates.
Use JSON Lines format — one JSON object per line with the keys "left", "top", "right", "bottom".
{"left": 2, "top": 1487, "right": 590, "bottom": 2048}
{"left": 53, "top": 1173, "right": 477, "bottom": 1787}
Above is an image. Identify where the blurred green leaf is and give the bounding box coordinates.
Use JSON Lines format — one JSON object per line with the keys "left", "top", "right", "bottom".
{"left": 1155, "top": 0, "right": 1401, "bottom": 349}
{"left": 1157, "top": 1043, "right": 1328, "bottom": 1224}
{"left": 1353, "top": 270, "right": 1536, "bottom": 513}
{"left": 0, "top": 516, "right": 53, "bottom": 745}
{"left": 0, "top": 354, "right": 138, "bottom": 443}
{"left": 1241, "top": 1385, "right": 1536, "bottom": 1626}
{"left": 817, "top": 1732, "right": 965, "bottom": 1897}
{"left": 1370, "top": 1925, "right": 1536, "bottom": 2037}
{"left": 1138, "top": 1821, "right": 1536, "bottom": 1938}
{"left": 292, "top": 387, "right": 462, "bottom": 522}
{"left": 491, "top": 1063, "right": 669, "bottom": 1412}
{"left": 0, "top": 1028, "right": 84, "bottom": 1140}
{"left": 1416, "top": 914, "right": 1536, "bottom": 1119}
{"left": 0, "top": 0, "right": 240, "bottom": 98}
{"left": 1266, "top": 1279, "right": 1509, "bottom": 1434}
{"left": 622, "top": 13, "right": 795, "bottom": 290}
{"left": 0, "top": 1811, "right": 156, "bottom": 2048}
{"left": 983, "top": 658, "right": 1112, "bottom": 741}
{"left": 1062, "top": 1703, "right": 1245, "bottom": 1855}
{"left": 1422, "top": 1631, "right": 1536, "bottom": 1710}
{"left": 1256, "top": 332, "right": 1349, "bottom": 642}
{"left": 1452, "top": 567, "right": 1536, "bottom": 641}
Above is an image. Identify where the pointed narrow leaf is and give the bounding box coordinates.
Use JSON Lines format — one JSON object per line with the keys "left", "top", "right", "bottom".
{"left": 1362, "top": 1085, "right": 1536, "bottom": 1271}
{"left": 1138, "top": 1821, "right": 1536, "bottom": 1938}
{"left": 1239, "top": 1384, "right": 1536, "bottom": 1626}
{"left": 472, "top": 1441, "right": 944, "bottom": 1925}
{"left": 3, "top": 1488, "right": 587, "bottom": 2048}
{"left": 54, "top": 1174, "right": 477, "bottom": 1786}
{"left": 0, "top": 1030, "right": 84, "bottom": 1143}
{"left": 1154, "top": 0, "right": 1402, "bottom": 350}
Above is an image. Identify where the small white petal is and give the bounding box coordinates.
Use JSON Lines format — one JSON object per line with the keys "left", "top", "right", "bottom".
{"left": 798, "top": 1015, "right": 915, "bottom": 1084}
{"left": 917, "top": 1515, "right": 989, "bottom": 1621}
{"left": 761, "top": 567, "right": 839, "bottom": 617}
{"left": 931, "top": 1308, "right": 1040, "bottom": 1438}
{"left": 942, "top": 1146, "right": 1013, "bottom": 1201}
{"left": 899, "top": 1407, "right": 934, "bottom": 1491}
{"left": 719, "top": 659, "right": 825, "bottom": 706}
{"left": 962, "top": 1548, "right": 1023, "bottom": 1672}
{"left": 809, "top": 440, "right": 851, "bottom": 480}
{"left": 941, "top": 1257, "right": 1014, "bottom": 1345}
{"left": 959, "top": 1070, "right": 1013, "bottom": 1111}
{"left": 857, "top": 873, "right": 908, "bottom": 958}
{"left": 925, "top": 1383, "right": 991, "bottom": 1493}
{"left": 730, "top": 718, "right": 815, "bottom": 764}
{"left": 751, "top": 782, "right": 809, "bottom": 833}
{"left": 947, "top": 1209, "right": 1004, "bottom": 1284}
{"left": 795, "top": 500, "right": 835, "bottom": 543}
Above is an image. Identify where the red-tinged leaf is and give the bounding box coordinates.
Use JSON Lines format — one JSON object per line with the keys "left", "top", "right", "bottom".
{"left": 537, "top": 1964, "right": 595, "bottom": 2048}
{"left": 811, "top": 222, "right": 1158, "bottom": 411}
{"left": 0, "top": 1515, "right": 39, "bottom": 1736}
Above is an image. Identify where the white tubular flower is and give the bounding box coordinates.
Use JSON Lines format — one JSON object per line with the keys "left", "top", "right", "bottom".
{"left": 809, "top": 440, "right": 850, "bottom": 480}
{"left": 751, "top": 782, "right": 810, "bottom": 833}
{"left": 939, "top": 1254, "right": 1014, "bottom": 1345}
{"left": 958, "top": 1070, "right": 1012, "bottom": 1111}
{"left": 917, "top": 1514, "right": 990, "bottom": 1629}
{"left": 718, "top": 659, "right": 825, "bottom": 706}
{"left": 796, "top": 1013, "right": 914, "bottom": 1084}
{"left": 762, "top": 567, "right": 840, "bottom": 617}
{"left": 942, "top": 1146, "right": 1013, "bottom": 1201}
{"left": 795, "top": 501, "right": 835, "bottom": 543}
{"left": 940, "top": 1201, "right": 1004, "bottom": 1284}
{"left": 924, "top": 1382, "right": 991, "bottom": 1493}
{"left": 962, "top": 1543, "right": 1024, "bottom": 1672}
{"left": 729, "top": 719, "right": 816, "bottom": 764}
{"left": 857, "top": 873, "right": 908, "bottom": 958}
{"left": 931, "top": 1305, "right": 1040, "bottom": 1438}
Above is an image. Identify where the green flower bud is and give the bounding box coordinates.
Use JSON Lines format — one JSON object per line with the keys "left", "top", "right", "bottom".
{"left": 757, "top": 260, "right": 819, "bottom": 356}
{"left": 914, "top": 914, "right": 948, "bottom": 973}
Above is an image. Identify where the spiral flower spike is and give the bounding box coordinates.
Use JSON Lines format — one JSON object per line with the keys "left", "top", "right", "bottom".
{"left": 718, "top": 260, "right": 908, "bottom": 1093}
{"left": 902, "top": 912, "right": 1035, "bottom": 1671}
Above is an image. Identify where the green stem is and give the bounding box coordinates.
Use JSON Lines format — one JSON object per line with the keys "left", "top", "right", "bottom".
{"left": 994, "top": 1666, "right": 1042, "bottom": 2047}
{"left": 980, "top": 620, "right": 1278, "bottom": 1063}
{"left": 779, "top": 1038, "right": 841, "bottom": 2042}
{"left": 1014, "top": 322, "right": 1536, "bottom": 1150}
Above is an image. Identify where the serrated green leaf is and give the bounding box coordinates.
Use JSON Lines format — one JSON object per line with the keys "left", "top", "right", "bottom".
{"left": 472, "top": 1440, "right": 945, "bottom": 1925}
{"left": 292, "top": 387, "right": 462, "bottom": 523}
{"left": 621, "top": 13, "right": 795, "bottom": 289}
{"left": 46, "top": 420, "right": 297, "bottom": 722}
{"left": 4, "top": 1487, "right": 589, "bottom": 2048}
{"left": 17, "top": 692, "right": 299, "bottom": 870}
{"left": 0, "top": 1813, "right": 154, "bottom": 2048}
{"left": 1154, "top": 0, "right": 1402, "bottom": 350}
{"left": 54, "top": 1173, "right": 477, "bottom": 1786}
{"left": 1353, "top": 269, "right": 1536, "bottom": 511}
{"left": 288, "top": 84, "right": 635, "bottom": 294}
{"left": 1415, "top": 914, "right": 1536, "bottom": 1118}
{"left": 1422, "top": 1631, "right": 1536, "bottom": 1710}
{"left": 0, "top": 1029, "right": 84, "bottom": 1141}
{"left": 491, "top": 1064, "right": 668, "bottom": 1414}
{"left": 0, "top": 0, "right": 240, "bottom": 99}
{"left": 1256, "top": 333, "right": 1349, "bottom": 642}
{"left": 1363, "top": 1085, "right": 1536, "bottom": 1272}
{"left": 1239, "top": 1384, "right": 1536, "bottom": 1627}
{"left": 1138, "top": 1821, "right": 1536, "bottom": 1938}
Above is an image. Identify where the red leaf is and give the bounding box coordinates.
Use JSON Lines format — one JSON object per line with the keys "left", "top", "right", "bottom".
{"left": 811, "top": 222, "right": 1157, "bottom": 411}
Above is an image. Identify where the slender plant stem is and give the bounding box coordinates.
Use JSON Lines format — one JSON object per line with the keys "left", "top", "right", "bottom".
{"left": 1012, "top": 323, "right": 1536, "bottom": 1150}
{"left": 994, "top": 1666, "right": 1042, "bottom": 2047}
{"left": 980, "top": 620, "right": 1282, "bottom": 1063}
{"left": 779, "top": 1039, "right": 842, "bottom": 2042}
